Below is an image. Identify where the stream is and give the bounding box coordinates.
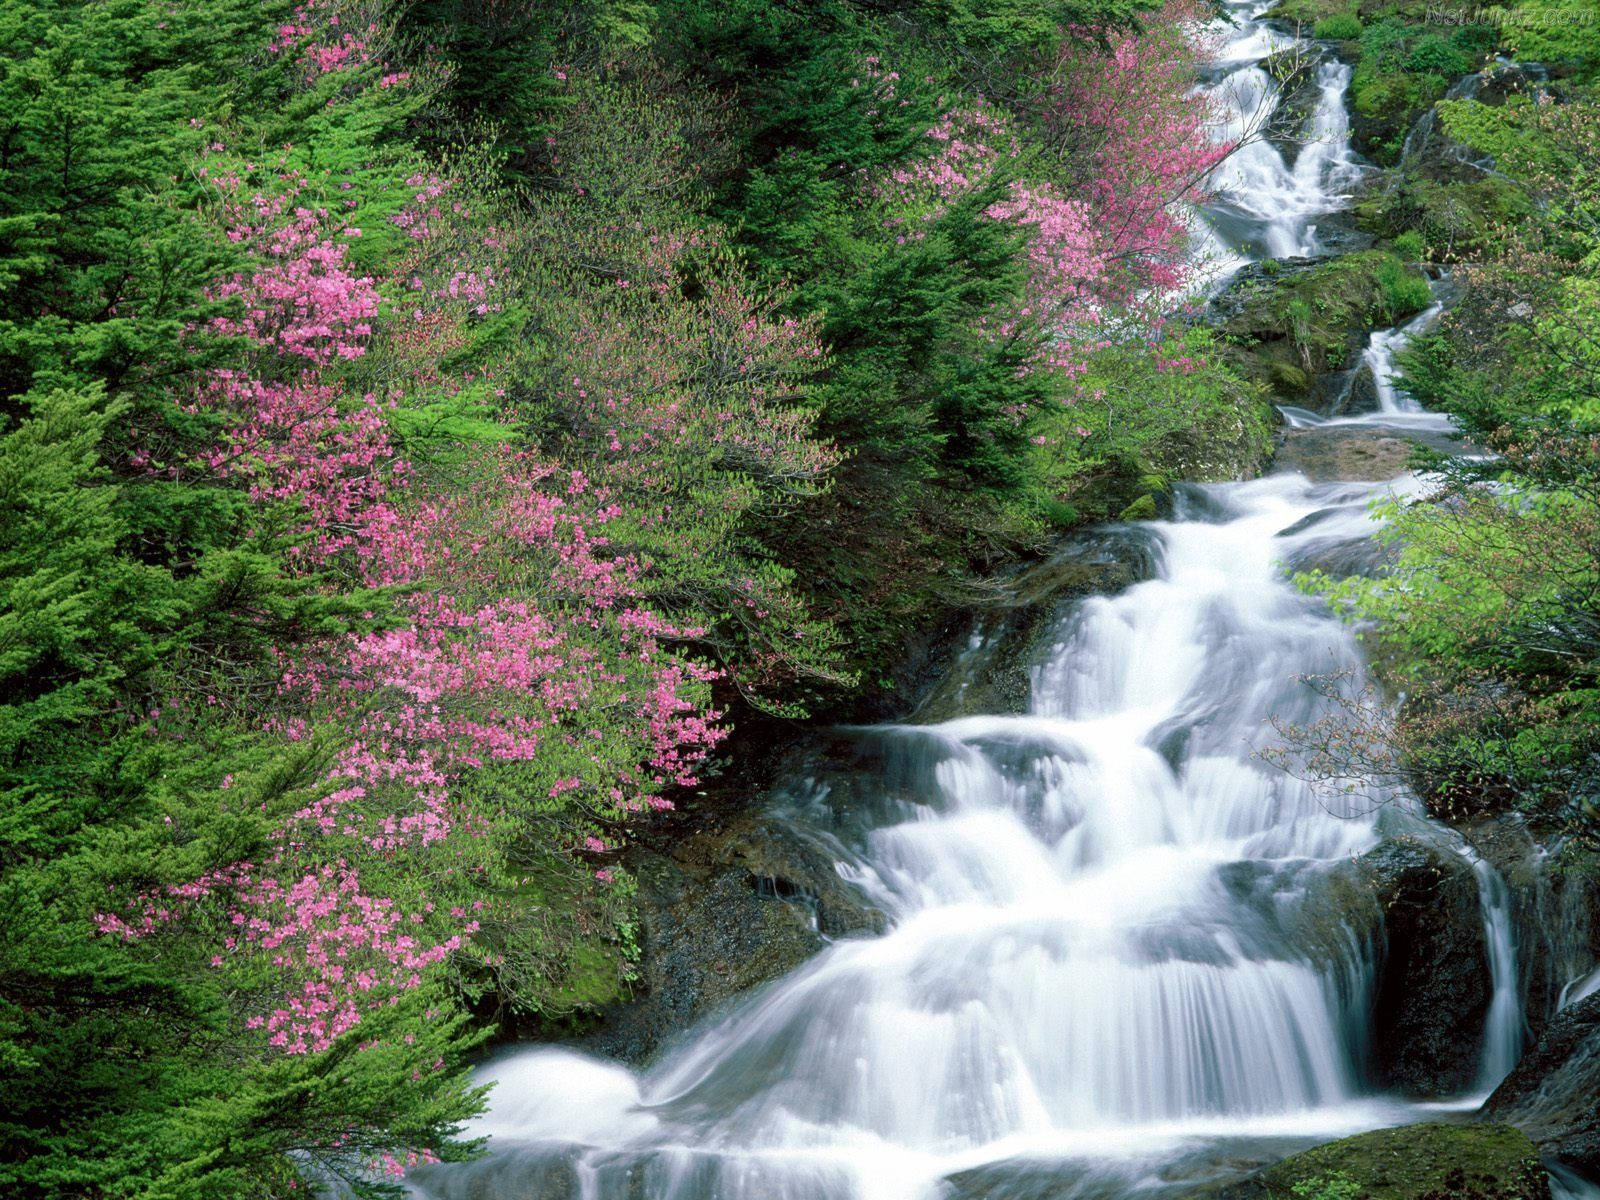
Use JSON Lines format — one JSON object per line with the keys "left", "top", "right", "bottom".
{"left": 410, "top": 5, "right": 1577, "bottom": 1198}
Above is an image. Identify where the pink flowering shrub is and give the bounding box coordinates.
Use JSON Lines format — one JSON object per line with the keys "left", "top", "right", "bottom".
{"left": 863, "top": 4, "right": 1232, "bottom": 380}
{"left": 102, "top": 147, "right": 732, "bottom": 1119}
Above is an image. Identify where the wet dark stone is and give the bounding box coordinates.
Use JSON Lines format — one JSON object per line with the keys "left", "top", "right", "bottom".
{"left": 1331, "top": 361, "right": 1381, "bottom": 416}
{"left": 582, "top": 813, "right": 883, "bottom": 1065}
{"left": 1486, "top": 993, "right": 1600, "bottom": 1177}
{"left": 913, "top": 527, "right": 1163, "bottom": 722}
{"left": 1360, "top": 837, "right": 1493, "bottom": 1097}
{"left": 1279, "top": 532, "right": 1398, "bottom": 580}
{"left": 1261, "top": 46, "right": 1327, "bottom": 165}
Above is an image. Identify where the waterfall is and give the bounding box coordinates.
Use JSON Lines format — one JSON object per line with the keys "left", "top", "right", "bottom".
{"left": 1191, "top": 3, "right": 1361, "bottom": 279}
{"left": 1361, "top": 300, "right": 1444, "bottom": 414}
{"left": 411, "top": 475, "right": 1508, "bottom": 1200}
{"left": 1464, "top": 850, "right": 1526, "bottom": 1092}
{"left": 408, "top": 8, "right": 1548, "bottom": 1199}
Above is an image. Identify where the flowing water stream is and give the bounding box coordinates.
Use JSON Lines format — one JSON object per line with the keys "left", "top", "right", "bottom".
{"left": 409, "top": 7, "right": 1579, "bottom": 1198}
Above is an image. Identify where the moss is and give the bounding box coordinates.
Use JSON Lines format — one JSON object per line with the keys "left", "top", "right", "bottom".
{"left": 1270, "top": 361, "right": 1311, "bottom": 394}
{"left": 1350, "top": 64, "right": 1449, "bottom": 165}
{"left": 1254, "top": 1123, "right": 1550, "bottom": 1200}
{"left": 1266, "top": 0, "right": 1351, "bottom": 24}
{"left": 1119, "top": 494, "right": 1159, "bottom": 521}
{"left": 1314, "top": 12, "right": 1364, "bottom": 40}
{"left": 1355, "top": 173, "right": 1533, "bottom": 260}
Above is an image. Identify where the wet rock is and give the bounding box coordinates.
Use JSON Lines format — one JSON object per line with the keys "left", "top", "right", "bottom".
{"left": 584, "top": 813, "right": 883, "bottom": 1064}
{"left": 1273, "top": 424, "right": 1419, "bottom": 481}
{"left": 1485, "top": 993, "right": 1600, "bottom": 1177}
{"left": 1465, "top": 824, "right": 1600, "bottom": 1043}
{"left": 1178, "top": 1122, "right": 1551, "bottom": 1200}
{"left": 914, "top": 528, "right": 1162, "bottom": 721}
{"left": 1331, "top": 361, "right": 1381, "bottom": 416}
{"left": 1280, "top": 530, "right": 1397, "bottom": 579}
{"left": 1313, "top": 210, "right": 1379, "bottom": 257}
{"left": 1359, "top": 836, "right": 1493, "bottom": 1097}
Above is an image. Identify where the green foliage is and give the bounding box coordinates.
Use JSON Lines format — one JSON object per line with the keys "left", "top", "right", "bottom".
{"left": 1390, "top": 229, "right": 1425, "bottom": 260}
{"left": 1292, "top": 1173, "right": 1364, "bottom": 1200}
{"left": 1375, "top": 254, "right": 1433, "bottom": 316}
{"left": 1342, "top": 13, "right": 1493, "bottom": 165}
{"left": 1500, "top": 3, "right": 1600, "bottom": 77}
{"left": 1313, "top": 11, "right": 1363, "bottom": 40}
{"left": 1404, "top": 33, "right": 1471, "bottom": 78}
{"left": 1030, "top": 329, "right": 1274, "bottom": 521}
{"left": 1307, "top": 90, "right": 1600, "bottom": 839}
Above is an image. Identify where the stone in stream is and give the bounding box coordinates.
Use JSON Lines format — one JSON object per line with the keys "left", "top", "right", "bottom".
{"left": 1357, "top": 837, "right": 1495, "bottom": 1097}
{"left": 1272, "top": 424, "right": 1420, "bottom": 481}
{"left": 1485, "top": 992, "right": 1600, "bottom": 1179}
{"left": 581, "top": 809, "right": 884, "bottom": 1065}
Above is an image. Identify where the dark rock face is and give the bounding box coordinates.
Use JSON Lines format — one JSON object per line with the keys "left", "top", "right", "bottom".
{"left": 584, "top": 813, "right": 883, "bottom": 1064}
{"left": 1279, "top": 527, "right": 1398, "bottom": 580}
{"left": 1486, "top": 993, "right": 1600, "bottom": 1178}
{"left": 1177, "top": 1122, "right": 1552, "bottom": 1200}
{"left": 1359, "top": 837, "right": 1493, "bottom": 1097}
{"left": 1332, "top": 361, "right": 1381, "bottom": 416}
{"left": 913, "top": 526, "right": 1163, "bottom": 721}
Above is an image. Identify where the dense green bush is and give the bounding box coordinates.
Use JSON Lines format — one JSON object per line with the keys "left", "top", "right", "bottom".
{"left": 1313, "top": 12, "right": 1363, "bottom": 41}
{"left": 1404, "top": 34, "right": 1471, "bottom": 79}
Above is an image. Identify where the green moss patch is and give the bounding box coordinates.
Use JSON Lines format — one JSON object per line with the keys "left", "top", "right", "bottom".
{"left": 1255, "top": 1123, "right": 1551, "bottom": 1200}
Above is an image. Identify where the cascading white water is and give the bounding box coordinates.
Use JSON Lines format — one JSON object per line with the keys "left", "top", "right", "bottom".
{"left": 1191, "top": 1, "right": 1363, "bottom": 280}
{"left": 407, "top": 9, "right": 1558, "bottom": 1199}
{"left": 410, "top": 473, "right": 1507, "bottom": 1200}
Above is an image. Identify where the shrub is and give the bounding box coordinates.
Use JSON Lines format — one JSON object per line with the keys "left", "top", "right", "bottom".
{"left": 1405, "top": 34, "right": 1472, "bottom": 79}
{"left": 1376, "top": 255, "right": 1433, "bottom": 317}
{"left": 1392, "top": 229, "right": 1426, "bottom": 260}
{"left": 1313, "top": 12, "right": 1362, "bottom": 41}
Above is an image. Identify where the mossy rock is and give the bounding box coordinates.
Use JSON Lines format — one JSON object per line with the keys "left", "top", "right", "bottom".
{"left": 1264, "top": 0, "right": 1349, "bottom": 25}
{"left": 1184, "top": 1123, "right": 1551, "bottom": 1199}
{"left": 1212, "top": 251, "right": 1430, "bottom": 409}
{"left": 1354, "top": 172, "right": 1532, "bottom": 260}
{"left": 1269, "top": 361, "right": 1311, "bottom": 395}
{"left": 1119, "top": 493, "right": 1159, "bottom": 521}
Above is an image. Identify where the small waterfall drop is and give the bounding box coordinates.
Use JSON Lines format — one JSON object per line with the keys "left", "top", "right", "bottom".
{"left": 1362, "top": 300, "right": 1444, "bottom": 414}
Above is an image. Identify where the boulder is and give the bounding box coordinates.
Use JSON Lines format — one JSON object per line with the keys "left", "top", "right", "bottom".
{"left": 1486, "top": 993, "right": 1600, "bottom": 1176}
{"left": 1274, "top": 424, "right": 1419, "bottom": 481}
{"left": 583, "top": 813, "right": 883, "bottom": 1063}
{"left": 1178, "top": 1122, "right": 1551, "bottom": 1200}
{"left": 1360, "top": 836, "right": 1494, "bottom": 1096}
